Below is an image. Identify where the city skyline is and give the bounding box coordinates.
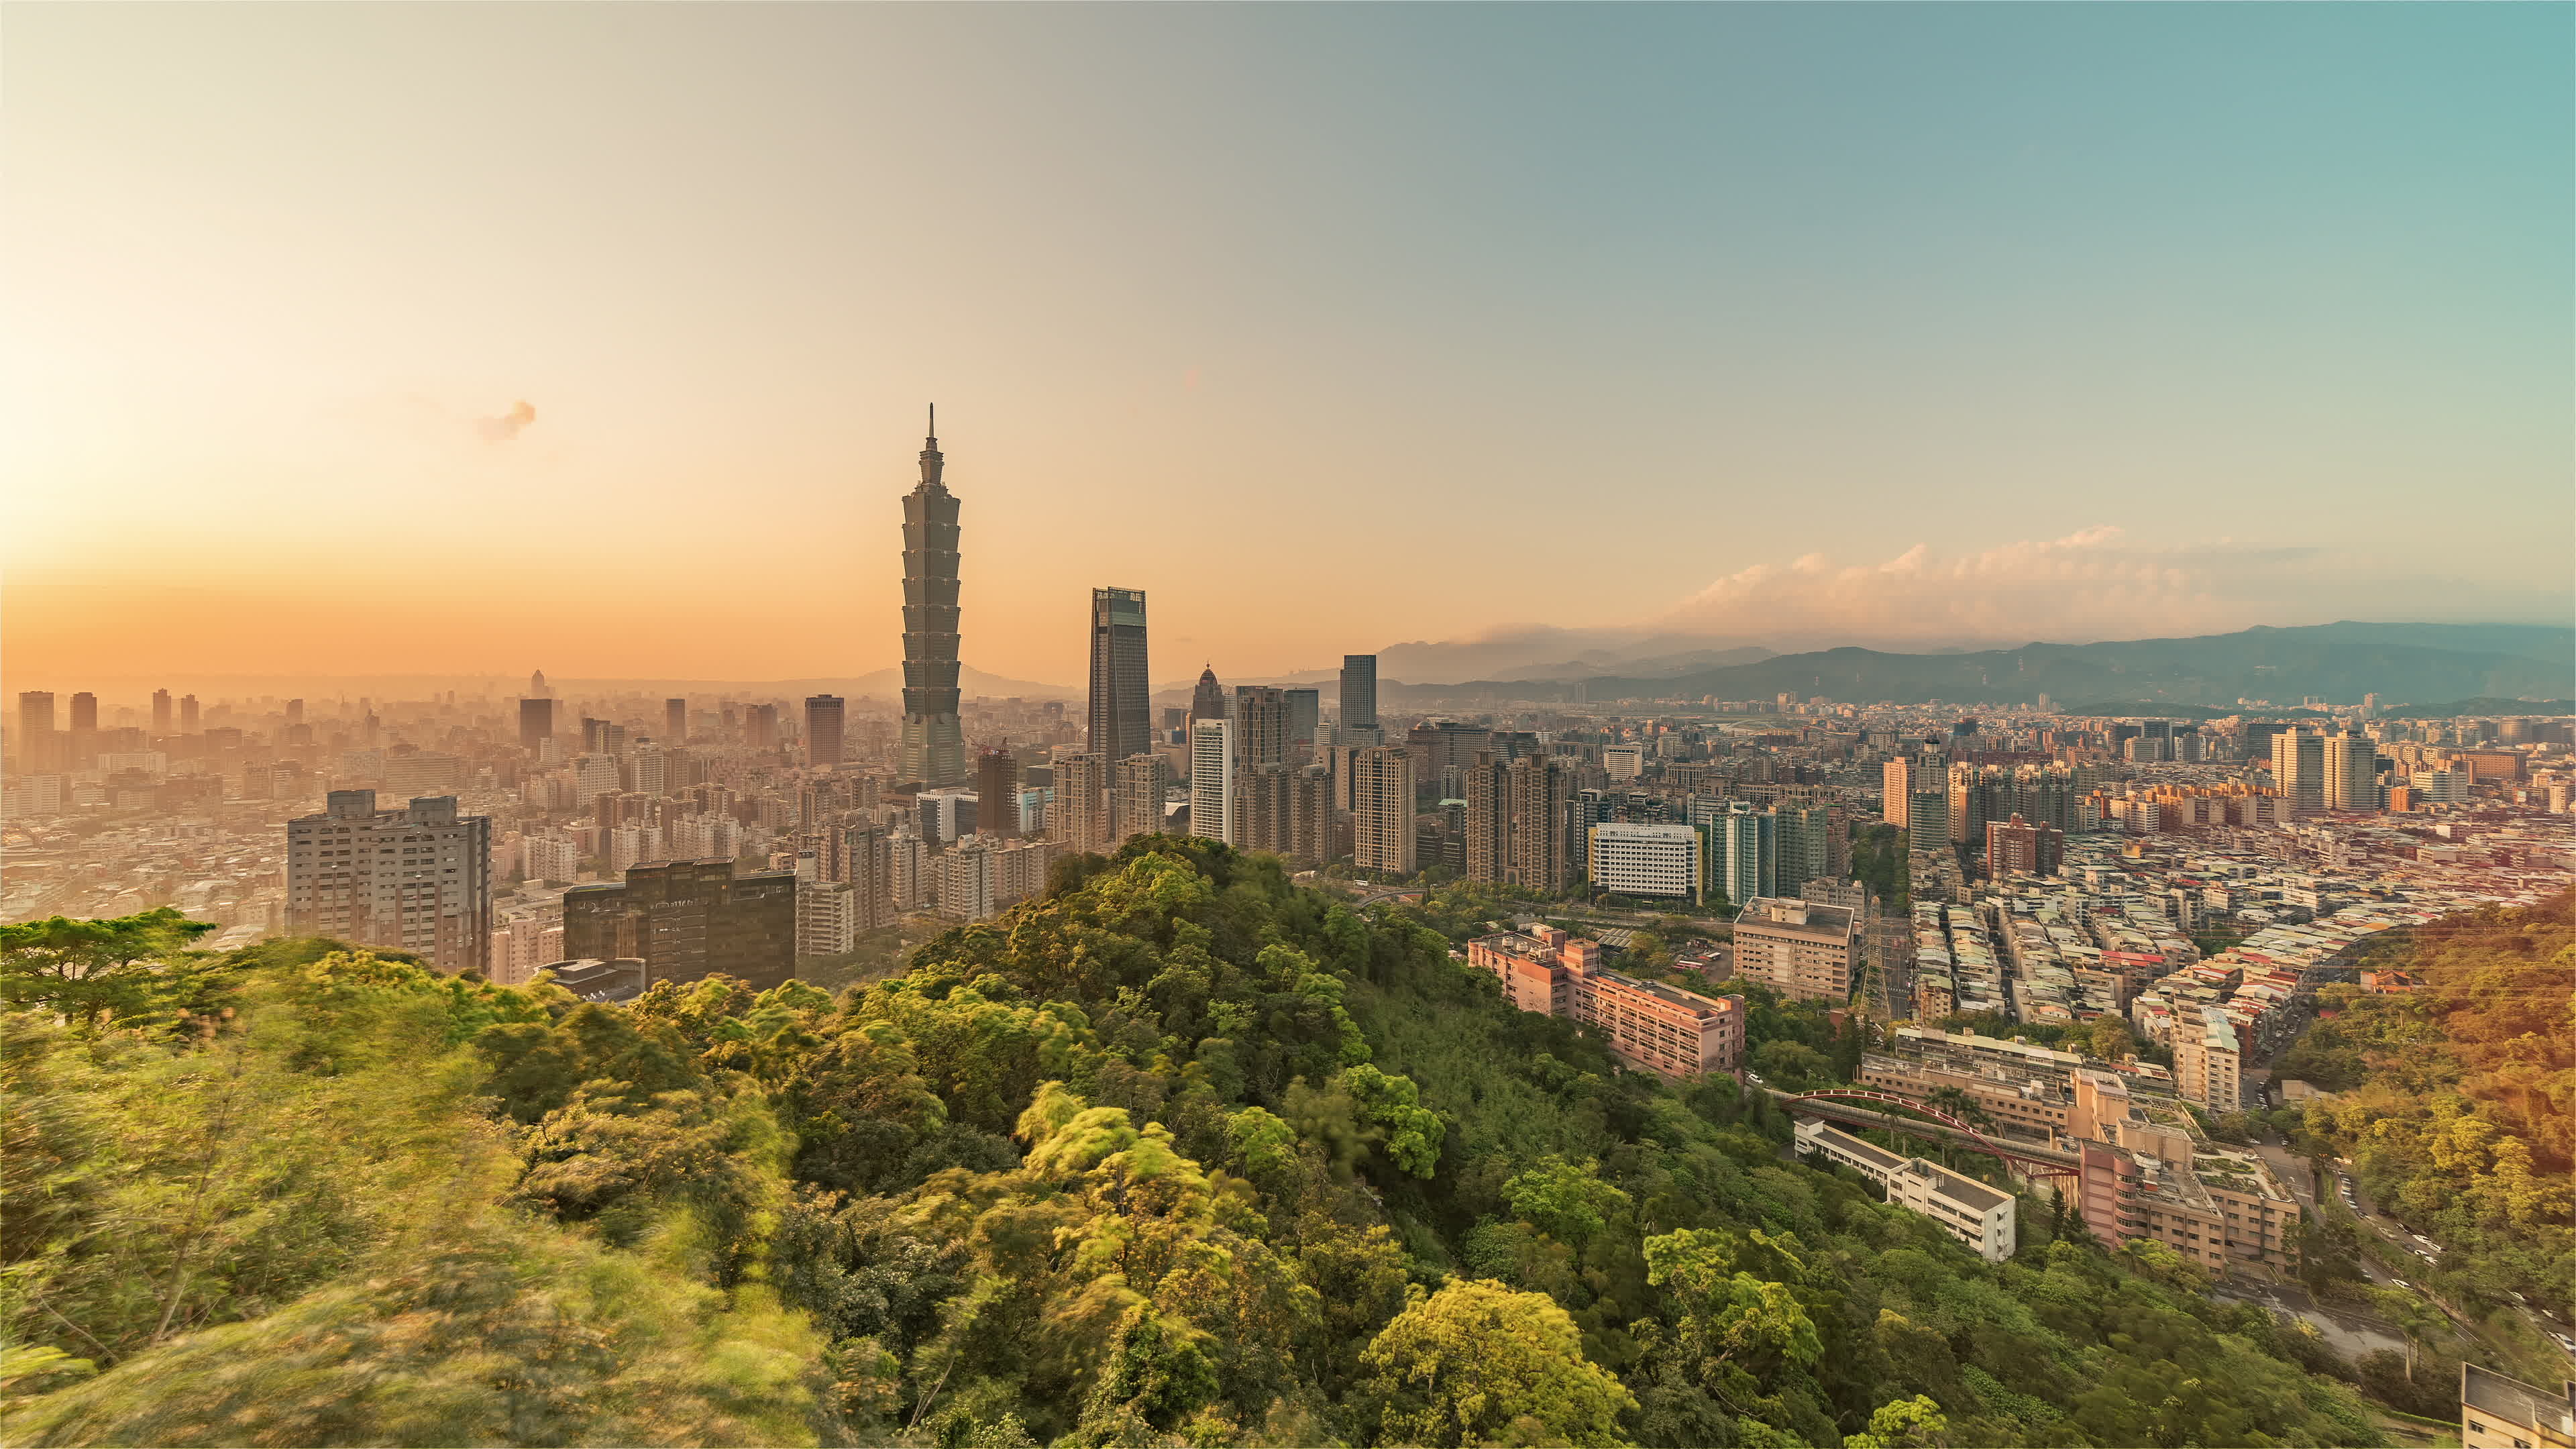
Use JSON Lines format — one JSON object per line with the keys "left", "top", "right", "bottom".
{"left": 5, "top": 4, "right": 2569, "bottom": 694}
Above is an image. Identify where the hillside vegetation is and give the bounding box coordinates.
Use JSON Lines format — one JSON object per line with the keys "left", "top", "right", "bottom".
{"left": 3, "top": 843, "right": 2387, "bottom": 1446}
{"left": 2279, "top": 889, "right": 2575, "bottom": 1316}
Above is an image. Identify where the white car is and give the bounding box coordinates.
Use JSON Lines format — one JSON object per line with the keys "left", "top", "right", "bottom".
{"left": 2555, "top": 1332, "right": 2576, "bottom": 1355}
{"left": 2392, "top": 1279, "right": 2411, "bottom": 1290}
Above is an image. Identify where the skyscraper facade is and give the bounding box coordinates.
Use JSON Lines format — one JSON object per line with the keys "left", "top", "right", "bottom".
{"left": 1462, "top": 753, "right": 1509, "bottom": 885}
{"left": 1505, "top": 754, "right": 1570, "bottom": 893}
{"left": 1088, "top": 587, "right": 1152, "bottom": 764}
{"left": 1234, "top": 686, "right": 1291, "bottom": 770}
{"left": 1189, "top": 719, "right": 1234, "bottom": 845}
{"left": 286, "top": 791, "right": 493, "bottom": 975}
{"left": 805, "top": 694, "right": 846, "bottom": 767}
{"left": 152, "top": 690, "right": 172, "bottom": 735}
{"left": 519, "top": 698, "right": 555, "bottom": 753}
{"left": 1189, "top": 667, "right": 1226, "bottom": 729}
{"left": 665, "top": 698, "right": 688, "bottom": 744}
{"left": 562, "top": 859, "right": 798, "bottom": 993}
{"left": 977, "top": 750, "right": 1023, "bottom": 837}
{"left": 1349, "top": 745, "right": 1415, "bottom": 874}
{"left": 899, "top": 413, "right": 967, "bottom": 787}
{"left": 2324, "top": 733, "right": 2381, "bottom": 813}
{"left": 1340, "top": 655, "right": 1381, "bottom": 743}
{"left": 1114, "top": 753, "right": 1167, "bottom": 844}
{"left": 2271, "top": 731, "right": 2326, "bottom": 816}
{"left": 1053, "top": 751, "right": 1113, "bottom": 853}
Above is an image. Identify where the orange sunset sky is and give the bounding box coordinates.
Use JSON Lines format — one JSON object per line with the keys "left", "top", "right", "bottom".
{"left": 7, "top": 5, "right": 2568, "bottom": 703}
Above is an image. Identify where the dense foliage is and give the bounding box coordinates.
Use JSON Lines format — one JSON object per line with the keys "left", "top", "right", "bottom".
{"left": 3, "top": 841, "right": 2390, "bottom": 1446}
{"left": 2278, "top": 889, "right": 2575, "bottom": 1318}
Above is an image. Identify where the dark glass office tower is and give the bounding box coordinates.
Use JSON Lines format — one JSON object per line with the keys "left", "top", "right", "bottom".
{"left": 519, "top": 697, "right": 555, "bottom": 752}
{"left": 899, "top": 410, "right": 967, "bottom": 786}
{"left": 806, "top": 694, "right": 845, "bottom": 767}
{"left": 1088, "top": 586, "right": 1151, "bottom": 764}
{"left": 1340, "top": 654, "right": 1379, "bottom": 741}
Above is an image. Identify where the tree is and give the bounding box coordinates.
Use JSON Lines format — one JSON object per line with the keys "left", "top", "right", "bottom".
{"left": 1359, "top": 1280, "right": 1636, "bottom": 1448}
{"left": 1, "top": 909, "right": 221, "bottom": 1032}
{"left": 1502, "top": 1156, "right": 1633, "bottom": 1251}
{"left": 1643, "top": 1229, "right": 1821, "bottom": 1393}
{"left": 1751, "top": 1040, "right": 1833, "bottom": 1092}
{"left": 1844, "top": 1395, "right": 1950, "bottom": 1449}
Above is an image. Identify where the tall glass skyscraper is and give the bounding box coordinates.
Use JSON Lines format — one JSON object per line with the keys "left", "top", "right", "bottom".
{"left": 1088, "top": 587, "right": 1151, "bottom": 763}
{"left": 1340, "top": 654, "right": 1380, "bottom": 744}
{"left": 899, "top": 411, "right": 966, "bottom": 787}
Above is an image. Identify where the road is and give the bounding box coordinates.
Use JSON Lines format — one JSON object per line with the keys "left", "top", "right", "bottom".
{"left": 2261, "top": 1134, "right": 2576, "bottom": 1366}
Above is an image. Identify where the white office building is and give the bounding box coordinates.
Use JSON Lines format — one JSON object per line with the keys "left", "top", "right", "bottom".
{"left": 1586, "top": 822, "right": 1702, "bottom": 902}
{"left": 1189, "top": 718, "right": 1234, "bottom": 845}
{"left": 1795, "top": 1120, "right": 2016, "bottom": 1262}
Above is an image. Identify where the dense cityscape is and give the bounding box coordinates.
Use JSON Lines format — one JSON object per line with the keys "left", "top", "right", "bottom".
{"left": 6, "top": 5, "right": 2571, "bottom": 1447}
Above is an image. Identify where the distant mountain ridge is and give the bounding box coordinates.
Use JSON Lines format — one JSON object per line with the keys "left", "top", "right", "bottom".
{"left": 1383, "top": 622, "right": 2575, "bottom": 708}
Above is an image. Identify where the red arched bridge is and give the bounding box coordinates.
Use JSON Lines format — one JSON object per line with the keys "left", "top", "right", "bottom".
{"left": 1774, "top": 1088, "right": 2080, "bottom": 1179}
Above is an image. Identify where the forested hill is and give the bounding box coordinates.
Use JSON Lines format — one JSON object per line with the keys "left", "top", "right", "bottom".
{"left": 3, "top": 842, "right": 2386, "bottom": 1447}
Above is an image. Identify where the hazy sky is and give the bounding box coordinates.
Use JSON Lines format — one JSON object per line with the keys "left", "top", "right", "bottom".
{"left": 7, "top": 3, "right": 2569, "bottom": 694}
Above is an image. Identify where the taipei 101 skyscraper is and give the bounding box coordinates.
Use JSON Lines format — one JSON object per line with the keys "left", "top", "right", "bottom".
{"left": 898, "top": 407, "right": 967, "bottom": 787}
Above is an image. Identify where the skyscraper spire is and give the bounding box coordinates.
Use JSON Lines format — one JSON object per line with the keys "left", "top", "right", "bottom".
{"left": 918, "top": 404, "right": 945, "bottom": 490}
{"left": 899, "top": 415, "right": 965, "bottom": 787}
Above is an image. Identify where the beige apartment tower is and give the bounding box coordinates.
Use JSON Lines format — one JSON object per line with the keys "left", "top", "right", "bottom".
{"left": 1052, "top": 751, "right": 1113, "bottom": 853}
{"left": 1348, "top": 745, "right": 1415, "bottom": 873}
{"left": 1113, "top": 753, "right": 1167, "bottom": 844}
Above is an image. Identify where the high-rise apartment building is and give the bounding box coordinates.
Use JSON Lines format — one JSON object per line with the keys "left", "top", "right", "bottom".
{"left": 152, "top": 690, "right": 172, "bottom": 735}
{"left": 665, "top": 698, "right": 688, "bottom": 744}
{"left": 1505, "top": 754, "right": 1570, "bottom": 892}
{"left": 1717, "top": 804, "right": 1776, "bottom": 908}
{"left": 179, "top": 694, "right": 200, "bottom": 733}
{"left": 976, "top": 750, "right": 1022, "bottom": 837}
{"left": 1114, "top": 753, "right": 1167, "bottom": 844}
{"left": 1053, "top": 751, "right": 1113, "bottom": 853}
{"left": 1283, "top": 689, "right": 1321, "bottom": 753}
{"left": 2324, "top": 732, "right": 2380, "bottom": 813}
{"left": 898, "top": 412, "right": 967, "bottom": 787}
{"left": 1234, "top": 764, "right": 1293, "bottom": 855}
{"left": 15, "top": 692, "right": 56, "bottom": 772}
{"left": 1774, "top": 804, "right": 1830, "bottom": 890}
{"left": 1289, "top": 765, "right": 1337, "bottom": 865}
{"left": 745, "top": 703, "right": 780, "bottom": 749}
{"left": 562, "top": 859, "right": 797, "bottom": 993}
{"left": 1188, "top": 720, "right": 1234, "bottom": 845}
{"left": 1462, "top": 753, "right": 1509, "bottom": 884}
{"left": 1340, "top": 655, "right": 1381, "bottom": 744}
{"left": 519, "top": 698, "right": 555, "bottom": 753}
{"left": 1234, "top": 686, "right": 1292, "bottom": 770}
{"left": 1087, "top": 587, "right": 1152, "bottom": 765}
{"left": 1349, "top": 745, "right": 1414, "bottom": 873}
{"left": 70, "top": 692, "right": 98, "bottom": 734}
{"left": 2270, "top": 731, "right": 2326, "bottom": 816}
{"left": 286, "top": 790, "right": 494, "bottom": 975}
{"left": 805, "top": 695, "right": 846, "bottom": 768}
{"left": 1881, "top": 759, "right": 1911, "bottom": 827}
{"left": 1984, "top": 812, "right": 2065, "bottom": 876}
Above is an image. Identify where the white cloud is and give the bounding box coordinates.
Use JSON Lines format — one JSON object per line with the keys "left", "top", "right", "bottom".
{"left": 1660, "top": 526, "right": 2566, "bottom": 649}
